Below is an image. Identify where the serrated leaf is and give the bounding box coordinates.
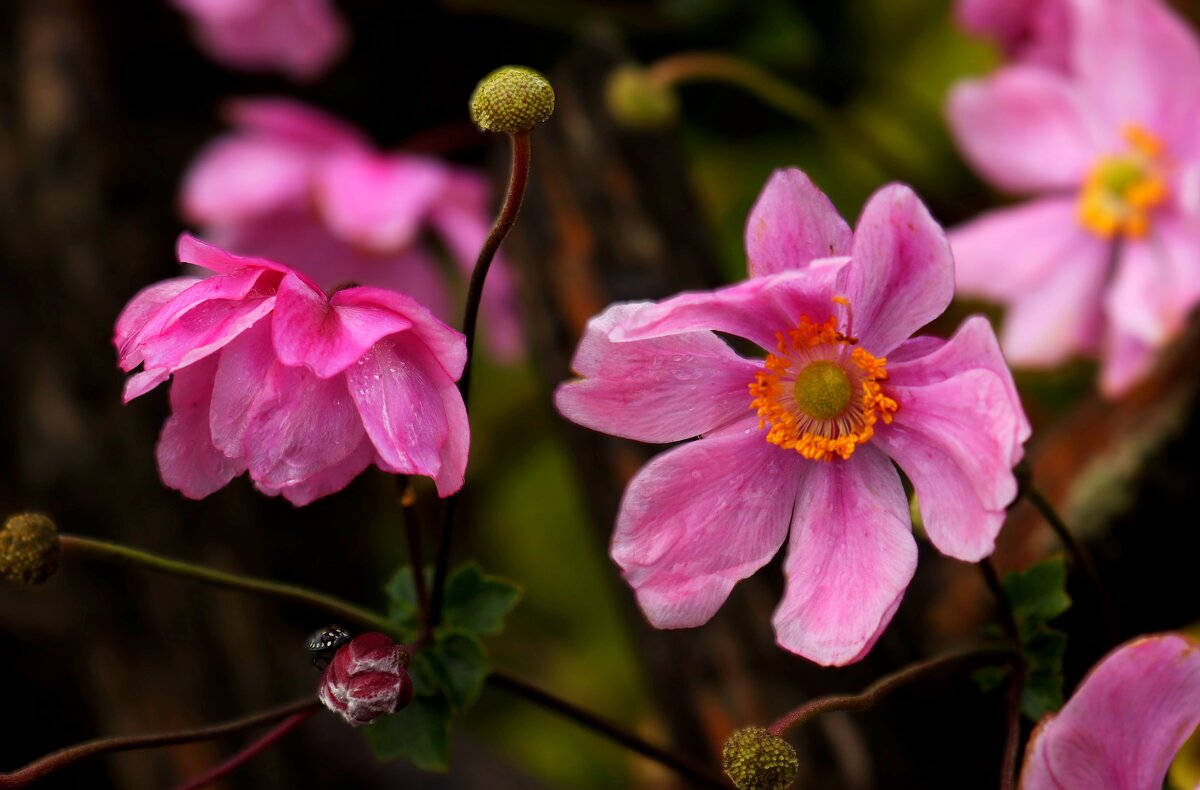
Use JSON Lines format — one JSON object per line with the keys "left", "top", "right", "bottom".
{"left": 423, "top": 632, "right": 489, "bottom": 711}
{"left": 1004, "top": 556, "right": 1072, "bottom": 625}
{"left": 365, "top": 695, "right": 452, "bottom": 772}
{"left": 441, "top": 563, "right": 522, "bottom": 636}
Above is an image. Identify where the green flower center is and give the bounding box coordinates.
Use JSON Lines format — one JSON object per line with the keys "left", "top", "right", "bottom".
{"left": 792, "top": 360, "right": 852, "bottom": 420}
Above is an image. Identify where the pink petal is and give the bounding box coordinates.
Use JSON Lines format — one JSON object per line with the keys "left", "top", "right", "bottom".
{"left": 956, "top": 0, "right": 1070, "bottom": 70}
{"left": 225, "top": 98, "right": 366, "bottom": 150}
{"left": 1021, "top": 634, "right": 1200, "bottom": 790}
{"left": 177, "top": 233, "right": 297, "bottom": 280}
{"left": 948, "top": 197, "right": 1090, "bottom": 301}
{"left": 156, "top": 356, "right": 245, "bottom": 498}
{"left": 139, "top": 293, "right": 276, "bottom": 375}
{"left": 745, "top": 168, "right": 853, "bottom": 278}
{"left": 315, "top": 151, "right": 448, "bottom": 253}
{"left": 554, "top": 302, "right": 761, "bottom": 443}
{"left": 876, "top": 369, "right": 1020, "bottom": 561}
{"left": 209, "top": 321, "right": 276, "bottom": 458}
{"left": 270, "top": 273, "right": 412, "bottom": 378}
{"left": 180, "top": 136, "right": 315, "bottom": 225}
{"left": 114, "top": 277, "right": 203, "bottom": 353}
{"left": 612, "top": 264, "right": 848, "bottom": 354}
{"left": 946, "top": 66, "right": 1100, "bottom": 192}
{"left": 1002, "top": 247, "right": 1108, "bottom": 367}
{"left": 256, "top": 435, "right": 375, "bottom": 505}
{"left": 772, "top": 446, "right": 917, "bottom": 666}
{"left": 331, "top": 287, "right": 466, "bottom": 380}
{"left": 1106, "top": 219, "right": 1200, "bottom": 347}
{"left": 847, "top": 185, "right": 955, "bottom": 355}
{"left": 1099, "top": 329, "right": 1157, "bottom": 398}
{"left": 612, "top": 417, "right": 799, "bottom": 629}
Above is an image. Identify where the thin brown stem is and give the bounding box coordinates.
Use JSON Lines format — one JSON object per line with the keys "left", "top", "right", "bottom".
{"left": 173, "top": 710, "right": 316, "bottom": 790}
{"left": 487, "top": 670, "right": 728, "bottom": 789}
{"left": 0, "top": 698, "right": 319, "bottom": 788}
{"left": 767, "top": 646, "right": 1012, "bottom": 736}
{"left": 980, "top": 558, "right": 1022, "bottom": 790}
{"left": 400, "top": 480, "right": 430, "bottom": 627}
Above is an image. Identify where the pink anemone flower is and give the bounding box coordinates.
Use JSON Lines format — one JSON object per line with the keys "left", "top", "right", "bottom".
{"left": 115, "top": 235, "right": 468, "bottom": 505}
{"left": 181, "top": 98, "right": 522, "bottom": 359}
{"left": 172, "top": 0, "right": 346, "bottom": 81}
{"left": 1021, "top": 633, "right": 1200, "bottom": 789}
{"left": 555, "top": 169, "right": 1029, "bottom": 666}
{"left": 955, "top": 0, "right": 1071, "bottom": 70}
{"left": 948, "top": 0, "right": 1200, "bottom": 396}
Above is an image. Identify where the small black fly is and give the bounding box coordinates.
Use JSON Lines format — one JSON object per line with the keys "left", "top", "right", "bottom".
{"left": 305, "top": 624, "right": 351, "bottom": 670}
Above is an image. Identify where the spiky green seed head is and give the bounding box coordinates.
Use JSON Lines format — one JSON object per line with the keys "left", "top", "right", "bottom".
{"left": 1, "top": 512, "right": 61, "bottom": 585}
{"left": 722, "top": 726, "right": 799, "bottom": 790}
{"left": 469, "top": 66, "right": 555, "bottom": 134}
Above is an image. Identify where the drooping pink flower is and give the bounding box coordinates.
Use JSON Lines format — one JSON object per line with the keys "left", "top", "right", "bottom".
{"left": 555, "top": 169, "right": 1029, "bottom": 666}
{"left": 1021, "top": 634, "right": 1200, "bottom": 789}
{"left": 955, "top": 0, "right": 1071, "bottom": 70}
{"left": 115, "top": 234, "right": 468, "bottom": 505}
{"left": 181, "top": 98, "right": 522, "bottom": 359}
{"left": 172, "top": 0, "right": 346, "bottom": 81}
{"left": 947, "top": 0, "right": 1200, "bottom": 396}
{"left": 318, "top": 632, "right": 414, "bottom": 727}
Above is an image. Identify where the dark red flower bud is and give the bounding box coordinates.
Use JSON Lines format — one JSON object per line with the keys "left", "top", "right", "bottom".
{"left": 318, "top": 632, "right": 413, "bottom": 727}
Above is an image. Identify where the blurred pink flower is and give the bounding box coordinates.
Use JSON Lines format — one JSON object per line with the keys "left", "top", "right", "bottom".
{"left": 173, "top": 0, "right": 346, "bottom": 81}
{"left": 956, "top": 0, "right": 1071, "bottom": 69}
{"left": 182, "top": 98, "right": 522, "bottom": 358}
{"left": 115, "top": 235, "right": 468, "bottom": 505}
{"left": 948, "top": 0, "right": 1200, "bottom": 396}
{"left": 319, "top": 632, "right": 413, "bottom": 727}
{"left": 556, "top": 169, "right": 1029, "bottom": 666}
{"left": 1021, "top": 633, "right": 1200, "bottom": 789}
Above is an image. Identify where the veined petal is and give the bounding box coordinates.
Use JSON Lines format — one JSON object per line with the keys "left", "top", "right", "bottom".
{"left": 256, "top": 435, "right": 375, "bottom": 506}
{"left": 210, "top": 320, "right": 276, "bottom": 458}
{"left": 555, "top": 302, "right": 761, "bottom": 443}
{"left": 331, "top": 287, "right": 466, "bottom": 380}
{"left": 745, "top": 168, "right": 852, "bottom": 278}
{"left": 772, "top": 445, "right": 916, "bottom": 666}
{"left": 177, "top": 233, "right": 299, "bottom": 280}
{"left": 847, "top": 185, "right": 955, "bottom": 355}
{"left": 139, "top": 295, "right": 276, "bottom": 376}
{"left": 1021, "top": 634, "right": 1200, "bottom": 790}
{"left": 156, "top": 356, "right": 245, "bottom": 499}
{"left": 114, "top": 277, "right": 203, "bottom": 353}
{"left": 611, "top": 265, "right": 848, "bottom": 354}
{"left": 612, "top": 417, "right": 800, "bottom": 629}
{"left": 1002, "top": 246, "right": 1108, "bottom": 367}
{"left": 947, "top": 66, "right": 1100, "bottom": 192}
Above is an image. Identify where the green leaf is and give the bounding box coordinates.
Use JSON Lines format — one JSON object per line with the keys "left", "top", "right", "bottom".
{"left": 1003, "top": 556, "right": 1072, "bottom": 625}
{"left": 1021, "top": 669, "right": 1065, "bottom": 721}
{"left": 383, "top": 565, "right": 431, "bottom": 640}
{"left": 996, "top": 557, "right": 1072, "bottom": 722}
{"left": 365, "top": 695, "right": 452, "bottom": 772}
{"left": 441, "top": 563, "right": 522, "bottom": 636}
{"left": 421, "top": 632, "right": 489, "bottom": 711}
{"left": 971, "top": 665, "right": 1010, "bottom": 694}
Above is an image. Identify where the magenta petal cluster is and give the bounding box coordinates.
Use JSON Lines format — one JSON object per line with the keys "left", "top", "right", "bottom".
{"left": 181, "top": 98, "right": 522, "bottom": 358}
{"left": 115, "top": 235, "right": 468, "bottom": 504}
{"left": 555, "top": 169, "right": 1029, "bottom": 666}
{"left": 318, "top": 633, "right": 414, "bottom": 727}
{"left": 172, "top": 0, "right": 346, "bottom": 81}
{"left": 955, "top": 0, "right": 1071, "bottom": 69}
{"left": 948, "top": 0, "right": 1200, "bottom": 396}
{"left": 1021, "top": 633, "right": 1200, "bottom": 789}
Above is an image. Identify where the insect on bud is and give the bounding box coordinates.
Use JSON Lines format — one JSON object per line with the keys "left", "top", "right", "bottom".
{"left": 469, "top": 66, "right": 555, "bottom": 134}
{"left": 722, "top": 726, "right": 799, "bottom": 790}
{"left": 0, "top": 512, "right": 61, "bottom": 586}
{"left": 318, "top": 632, "right": 413, "bottom": 727}
{"left": 605, "top": 64, "right": 678, "bottom": 130}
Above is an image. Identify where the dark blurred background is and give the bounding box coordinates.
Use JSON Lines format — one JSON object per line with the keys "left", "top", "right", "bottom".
{"left": 3, "top": 0, "right": 1200, "bottom": 787}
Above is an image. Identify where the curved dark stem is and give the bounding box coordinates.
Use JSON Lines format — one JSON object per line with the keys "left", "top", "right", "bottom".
{"left": 767, "top": 646, "right": 1012, "bottom": 736}
{"left": 487, "top": 670, "right": 728, "bottom": 789}
{"left": 428, "top": 130, "right": 532, "bottom": 633}
{"left": 399, "top": 479, "right": 430, "bottom": 628}
{"left": 173, "top": 710, "right": 316, "bottom": 790}
{"left": 0, "top": 698, "right": 319, "bottom": 788}
{"left": 980, "top": 558, "right": 1023, "bottom": 790}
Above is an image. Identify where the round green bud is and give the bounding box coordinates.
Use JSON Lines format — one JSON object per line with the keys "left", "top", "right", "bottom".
{"left": 605, "top": 65, "right": 678, "bottom": 129}
{"left": 1, "top": 512, "right": 61, "bottom": 585}
{"left": 469, "top": 66, "right": 555, "bottom": 134}
{"left": 722, "top": 726, "right": 799, "bottom": 790}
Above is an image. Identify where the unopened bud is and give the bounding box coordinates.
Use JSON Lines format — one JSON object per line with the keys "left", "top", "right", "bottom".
{"left": 605, "top": 65, "right": 678, "bottom": 129}
{"left": 1, "top": 513, "right": 60, "bottom": 585}
{"left": 318, "top": 632, "right": 413, "bottom": 727}
{"left": 722, "top": 726, "right": 799, "bottom": 790}
{"left": 469, "top": 66, "right": 555, "bottom": 134}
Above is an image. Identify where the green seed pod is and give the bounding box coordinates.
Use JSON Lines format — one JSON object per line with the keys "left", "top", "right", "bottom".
{"left": 722, "top": 726, "right": 799, "bottom": 790}
{"left": 1, "top": 512, "right": 61, "bottom": 585}
{"left": 605, "top": 65, "right": 678, "bottom": 129}
{"left": 469, "top": 66, "right": 555, "bottom": 134}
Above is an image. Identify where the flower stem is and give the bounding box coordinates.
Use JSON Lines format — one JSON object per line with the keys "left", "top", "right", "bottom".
{"left": 428, "top": 129, "right": 533, "bottom": 633}
{"left": 980, "top": 558, "right": 1022, "bottom": 790}
{"left": 59, "top": 535, "right": 403, "bottom": 639}
{"left": 767, "top": 645, "right": 1012, "bottom": 736}
{"left": 399, "top": 480, "right": 430, "bottom": 629}
{"left": 173, "top": 710, "right": 316, "bottom": 790}
{"left": 487, "top": 670, "right": 728, "bottom": 789}
{"left": 0, "top": 697, "right": 319, "bottom": 788}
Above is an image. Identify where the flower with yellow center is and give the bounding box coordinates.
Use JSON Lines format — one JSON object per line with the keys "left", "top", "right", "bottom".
{"left": 1078, "top": 125, "right": 1169, "bottom": 240}
{"left": 749, "top": 300, "right": 897, "bottom": 462}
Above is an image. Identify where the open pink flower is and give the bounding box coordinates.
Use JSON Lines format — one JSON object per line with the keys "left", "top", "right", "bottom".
{"left": 948, "top": 0, "right": 1200, "bottom": 396}
{"left": 115, "top": 235, "right": 468, "bottom": 505}
{"left": 955, "top": 0, "right": 1071, "bottom": 69}
{"left": 172, "top": 0, "right": 346, "bottom": 81}
{"left": 1021, "top": 634, "right": 1200, "bottom": 789}
{"left": 181, "top": 98, "right": 522, "bottom": 358}
{"left": 556, "top": 169, "right": 1029, "bottom": 665}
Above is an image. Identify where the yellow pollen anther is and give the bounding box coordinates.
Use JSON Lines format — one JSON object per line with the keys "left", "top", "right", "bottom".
{"left": 748, "top": 308, "right": 897, "bottom": 463}
{"left": 1078, "top": 124, "right": 1169, "bottom": 240}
